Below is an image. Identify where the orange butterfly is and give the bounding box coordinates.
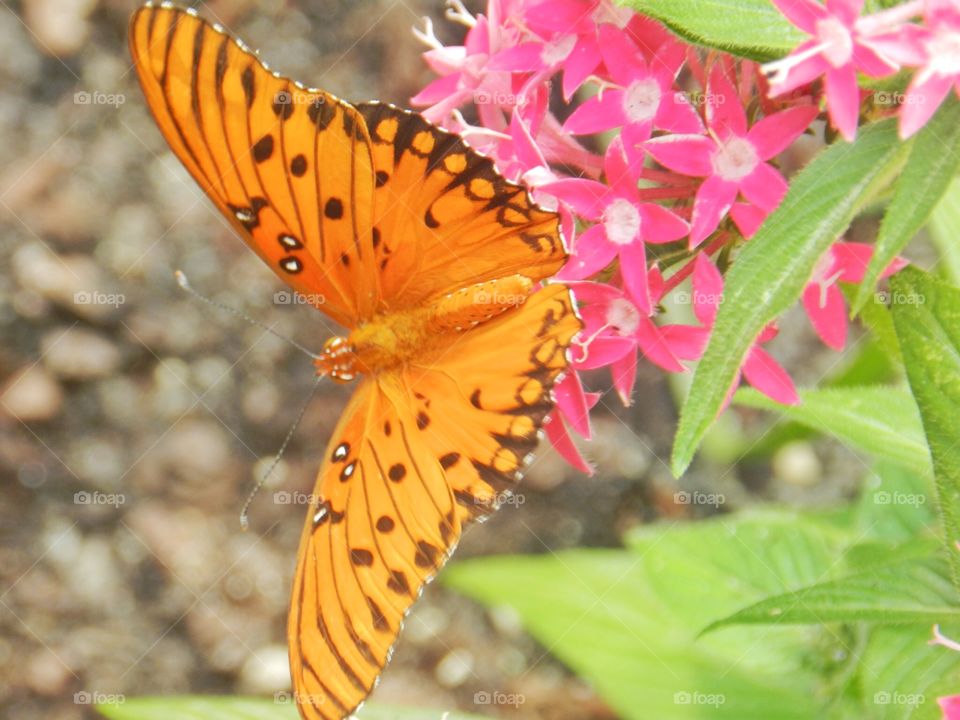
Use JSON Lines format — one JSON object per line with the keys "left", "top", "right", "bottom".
{"left": 129, "top": 3, "right": 580, "bottom": 718}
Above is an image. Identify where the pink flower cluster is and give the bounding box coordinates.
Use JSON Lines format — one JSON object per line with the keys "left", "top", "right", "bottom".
{"left": 411, "top": 0, "right": 911, "bottom": 472}
{"left": 766, "top": 0, "right": 960, "bottom": 140}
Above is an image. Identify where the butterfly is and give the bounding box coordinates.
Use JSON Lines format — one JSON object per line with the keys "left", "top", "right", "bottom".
{"left": 129, "top": 3, "right": 581, "bottom": 718}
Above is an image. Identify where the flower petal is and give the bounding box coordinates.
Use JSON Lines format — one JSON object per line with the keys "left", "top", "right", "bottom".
{"left": 661, "top": 324, "right": 710, "bottom": 361}
{"left": 599, "top": 22, "right": 647, "bottom": 86}
{"left": 749, "top": 105, "right": 819, "bottom": 159}
{"left": 557, "top": 224, "right": 619, "bottom": 280}
{"left": 636, "top": 318, "right": 686, "bottom": 372}
{"left": 577, "top": 336, "right": 635, "bottom": 369}
{"left": 554, "top": 372, "right": 594, "bottom": 438}
{"left": 563, "top": 90, "right": 629, "bottom": 135}
{"left": 707, "top": 65, "right": 748, "bottom": 137}
{"left": 563, "top": 35, "right": 603, "bottom": 100}
{"left": 771, "top": 0, "right": 827, "bottom": 32}
{"left": 639, "top": 203, "right": 690, "bottom": 243}
{"left": 690, "top": 176, "right": 738, "bottom": 246}
{"left": 544, "top": 410, "right": 594, "bottom": 474}
{"left": 900, "top": 73, "right": 955, "bottom": 139}
{"left": 619, "top": 240, "right": 651, "bottom": 314}
{"left": 611, "top": 350, "right": 639, "bottom": 405}
{"left": 825, "top": 64, "right": 862, "bottom": 142}
{"left": 739, "top": 162, "right": 788, "bottom": 213}
{"left": 730, "top": 202, "right": 768, "bottom": 238}
{"left": 645, "top": 134, "right": 716, "bottom": 177}
{"left": 657, "top": 91, "right": 705, "bottom": 134}
{"left": 802, "top": 282, "right": 848, "bottom": 350}
{"left": 692, "top": 254, "right": 724, "bottom": 327}
{"left": 541, "top": 178, "right": 609, "bottom": 219}
{"left": 742, "top": 346, "right": 800, "bottom": 404}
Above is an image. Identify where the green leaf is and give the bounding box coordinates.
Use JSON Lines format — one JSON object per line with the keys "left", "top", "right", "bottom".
{"left": 855, "top": 462, "right": 938, "bottom": 543}
{"left": 703, "top": 556, "right": 960, "bottom": 632}
{"left": 853, "top": 97, "right": 960, "bottom": 313}
{"left": 892, "top": 267, "right": 960, "bottom": 593}
{"left": 621, "top": 0, "right": 804, "bottom": 60}
{"left": 928, "top": 176, "right": 960, "bottom": 285}
{"left": 859, "top": 623, "right": 960, "bottom": 720}
{"left": 672, "top": 119, "right": 908, "bottom": 476}
{"left": 446, "top": 513, "right": 849, "bottom": 720}
{"left": 95, "top": 697, "right": 487, "bottom": 720}
{"left": 733, "top": 386, "right": 929, "bottom": 475}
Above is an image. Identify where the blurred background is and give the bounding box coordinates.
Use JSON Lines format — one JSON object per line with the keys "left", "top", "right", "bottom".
{"left": 0, "top": 1, "right": 879, "bottom": 718}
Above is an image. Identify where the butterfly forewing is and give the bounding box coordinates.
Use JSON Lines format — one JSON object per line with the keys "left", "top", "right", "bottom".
{"left": 130, "top": 5, "right": 379, "bottom": 327}
{"left": 357, "top": 103, "right": 567, "bottom": 311}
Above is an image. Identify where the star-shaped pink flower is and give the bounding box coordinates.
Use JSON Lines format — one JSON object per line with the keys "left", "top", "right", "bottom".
{"left": 645, "top": 66, "right": 818, "bottom": 247}
{"left": 545, "top": 137, "right": 690, "bottom": 313}
{"left": 802, "top": 241, "right": 907, "bottom": 351}
{"left": 562, "top": 24, "right": 701, "bottom": 138}
{"left": 762, "top": 0, "right": 900, "bottom": 140}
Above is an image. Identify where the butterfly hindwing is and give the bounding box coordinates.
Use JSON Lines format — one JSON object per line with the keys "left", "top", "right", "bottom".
{"left": 129, "top": 5, "right": 379, "bottom": 326}
{"left": 356, "top": 102, "right": 568, "bottom": 310}
{"left": 288, "top": 377, "right": 460, "bottom": 720}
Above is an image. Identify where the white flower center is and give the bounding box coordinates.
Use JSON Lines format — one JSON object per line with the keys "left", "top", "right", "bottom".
{"left": 605, "top": 298, "right": 641, "bottom": 335}
{"left": 603, "top": 198, "right": 642, "bottom": 245}
{"left": 541, "top": 35, "right": 576, "bottom": 66}
{"left": 815, "top": 17, "right": 854, "bottom": 67}
{"left": 712, "top": 136, "right": 759, "bottom": 181}
{"left": 622, "top": 77, "right": 662, "bottom": 124}
{"left": 926, "top": 28, "right": 960, "bottom": 77}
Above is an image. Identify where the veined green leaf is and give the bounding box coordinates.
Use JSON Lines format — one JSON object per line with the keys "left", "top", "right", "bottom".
{"left": 703, "top": 555, "right": 960, "bottom": 632}
{"left": 733, "top": 386, "right": 929, "bottom": 474}
{"left": 891, "top": 267, "right": 960, "bottom": 594}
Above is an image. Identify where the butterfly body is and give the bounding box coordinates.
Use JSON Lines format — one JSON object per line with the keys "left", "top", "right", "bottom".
{"left": 129, "top": 4, "right": 581, "bottom": 719}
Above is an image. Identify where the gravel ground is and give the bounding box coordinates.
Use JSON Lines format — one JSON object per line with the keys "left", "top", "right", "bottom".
{"left": 0, "top": 2, "right": 866, "bottom": 719}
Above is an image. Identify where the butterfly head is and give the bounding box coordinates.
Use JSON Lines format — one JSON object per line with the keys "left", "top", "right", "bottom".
{"left": 314, "top": 336, "right": 358, "bottom": 384}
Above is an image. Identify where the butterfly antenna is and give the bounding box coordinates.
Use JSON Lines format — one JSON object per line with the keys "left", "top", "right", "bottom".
{"left": 240, "top": 374, "right": 323, "bottom": 531}
{"left": 175, "top": 270, "right": 320, "bottom": 359}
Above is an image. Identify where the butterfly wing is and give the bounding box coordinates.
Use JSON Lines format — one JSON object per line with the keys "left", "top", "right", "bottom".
{"left": 289, "top": 284, "right": 580, "bottom": 719}
{"left": 356, "top": 102, "right": 568, "bottom": 310}
{"left": 129, "top": 5, "right": 379, "bottom": 327}
{"left": 288, "top": 376, "right": 460, "bottom": 719}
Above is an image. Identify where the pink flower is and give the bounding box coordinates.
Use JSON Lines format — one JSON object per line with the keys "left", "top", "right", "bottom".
{"left": 762, "top": 0, "right": 900, "bottom": 140}
{"left": 930, "top": 625, "right": 960, "bottom": 718}
{"left": 546, "top": 137, "right": 690, "bottom": 312}
{"left": 694, "top": 256, "right": 800, "bottom": 405}
{"left": 544, "top": 372, "right": 601, "bottom": 474}
{"left": 571, "top": 276, "right": 706, "bottom": 404}
{"left": 562, "top": 24, "right": 701, "bottom": 137}
{"left": 894, "top": 0, "right": 960, "bottom": 138}
{"left": 645, "top": 66, "right": 818, "bottom": 246}
{"left": 412, "top": 1, "right": 521, "bottom": 124}
{"left": 802, "top": 242, "right": 908, "bottom": 350}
